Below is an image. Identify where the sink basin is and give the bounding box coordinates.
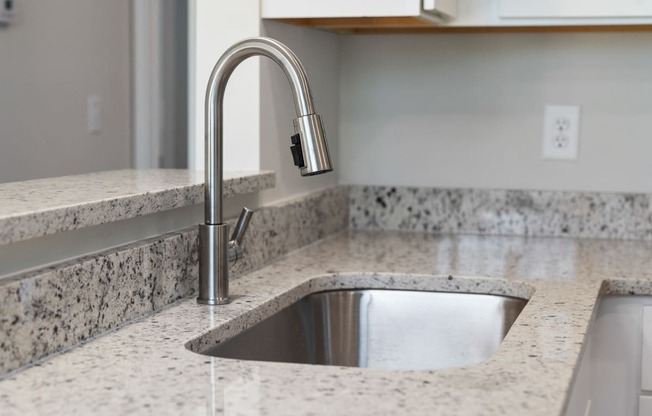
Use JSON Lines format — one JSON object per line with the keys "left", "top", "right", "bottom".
{"left": 199, "top": 289, "right": 527, "bottom": 371}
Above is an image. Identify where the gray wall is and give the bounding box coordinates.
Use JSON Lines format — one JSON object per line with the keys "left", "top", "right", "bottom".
{"left": 159, "top": 0, "right": 187, "bottom": 169}
{"left": 0, "top": 0, "right": 131, "bottom": 183}
{"left": 338, "top": 32, "right": 652, "bottom": 193}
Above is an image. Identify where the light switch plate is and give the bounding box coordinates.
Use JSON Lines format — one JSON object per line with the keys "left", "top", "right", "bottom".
{"left": 87, "top": 95, "right": 102, "bottom": 135}
{"left": 0, "top": 0, "right": 16, "bottom": 24}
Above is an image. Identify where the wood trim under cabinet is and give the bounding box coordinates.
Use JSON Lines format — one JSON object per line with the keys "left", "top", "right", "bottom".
{"left": 347, "top": 24, "right": 652, "bottom": 34}
{"left": 272, "top": 18, "right": 652, "bottom": 34}
{"left": 275, "top": 17, "right": 437, "bottom": 30}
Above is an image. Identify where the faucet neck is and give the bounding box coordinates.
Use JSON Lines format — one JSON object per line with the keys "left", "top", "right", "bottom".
{"left": 198, "top": 37, "right": 333, "bottom": 306}
{"left": 203, "top": 37, "right": 316, "bottom": 225}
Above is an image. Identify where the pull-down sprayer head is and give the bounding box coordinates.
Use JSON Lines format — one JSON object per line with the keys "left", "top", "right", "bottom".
{"left": 291, "top": 113, "right": 333, "bottom": 176}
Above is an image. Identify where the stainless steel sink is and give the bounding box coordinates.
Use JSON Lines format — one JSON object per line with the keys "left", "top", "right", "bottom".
{"left": 199, "top": 289, "right": 527, "bottom": 371}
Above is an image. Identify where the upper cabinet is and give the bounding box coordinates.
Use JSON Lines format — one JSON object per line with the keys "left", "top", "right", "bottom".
{"left": 499, "top": 0, "right": 652, "bottom": 19}
{"left": 262, "top": 0, "right": 652, "bottom": 33}
{"left": 262, "top": 0, "right": 458, "bottom": 30}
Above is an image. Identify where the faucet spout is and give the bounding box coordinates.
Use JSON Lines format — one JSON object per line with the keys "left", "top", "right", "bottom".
{"left": 198, "top": 37, "right": 333, "bottom": 306}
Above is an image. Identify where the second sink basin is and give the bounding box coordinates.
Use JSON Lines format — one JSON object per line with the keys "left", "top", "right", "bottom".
{"left": 199, "top": 289, "right": 527, "bottom": 371}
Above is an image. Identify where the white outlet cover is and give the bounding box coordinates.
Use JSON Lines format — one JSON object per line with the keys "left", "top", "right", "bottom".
{"left": 542, "top": 105, "right": 581, "bottom": 160}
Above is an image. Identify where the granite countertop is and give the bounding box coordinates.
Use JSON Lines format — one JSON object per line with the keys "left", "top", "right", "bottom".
{"left": 3, "top": 230, "right": 652, "bottom": 415}
{"left": 0, "top": 169, "right": 275, "bottom": 244}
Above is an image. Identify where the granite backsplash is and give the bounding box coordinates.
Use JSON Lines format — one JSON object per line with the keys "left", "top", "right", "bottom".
{"left": 350, "top": 185, "right": 652, "bottom": 240}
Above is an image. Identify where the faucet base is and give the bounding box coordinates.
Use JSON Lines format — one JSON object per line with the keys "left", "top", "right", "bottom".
{"left": 198, "top": 223, "right": 230, "bottom": 305}
{"left": 197, "top": 298, "right": 230, "bottom": 306}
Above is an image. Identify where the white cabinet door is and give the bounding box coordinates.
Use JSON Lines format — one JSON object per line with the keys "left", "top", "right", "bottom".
{"left": 262, "top": 0, "right": 457, "bottom": 20}
{"left": 499, "top": 0, "right": 652, "bottom": 18}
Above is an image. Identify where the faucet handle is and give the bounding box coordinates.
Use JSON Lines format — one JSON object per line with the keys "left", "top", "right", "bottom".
{"left": 230, "top": 207, "right": 254, "bottom": 246}
{"left": 290, "top": 133, "right": 305, "bottom": 168}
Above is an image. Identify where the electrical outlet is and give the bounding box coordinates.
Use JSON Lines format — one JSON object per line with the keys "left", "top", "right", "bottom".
{"left": 542, "top": 105, "right": 581, "bottom": 160}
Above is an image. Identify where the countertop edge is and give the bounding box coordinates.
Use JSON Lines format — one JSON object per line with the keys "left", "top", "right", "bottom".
{"left": 0, "top": 169, "right": 275, "bottom": 245}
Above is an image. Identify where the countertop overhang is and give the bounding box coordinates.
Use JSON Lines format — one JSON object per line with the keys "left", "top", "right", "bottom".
{"left": 0, "top": 169, "right": 275, "bottom": 245}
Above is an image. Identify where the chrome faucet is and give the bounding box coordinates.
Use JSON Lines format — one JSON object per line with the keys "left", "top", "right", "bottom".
{"left": 198, "top": 37, "right": 333, "bottom": 305}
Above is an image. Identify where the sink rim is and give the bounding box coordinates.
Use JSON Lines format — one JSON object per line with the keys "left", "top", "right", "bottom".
{"left": 184, "top": 272, "right": 536, "bottom": 370}
{"left": 197, "top": 288, "right": 528, "bottom": 371}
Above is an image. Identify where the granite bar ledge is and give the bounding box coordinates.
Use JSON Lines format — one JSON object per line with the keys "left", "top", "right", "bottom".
{"left": 0, "top": 169, "right": 275, "bottom": 245}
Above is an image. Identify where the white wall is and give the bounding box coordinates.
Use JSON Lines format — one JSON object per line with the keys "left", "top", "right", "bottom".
{"left": 188, "top": 0, "right": 260, "bottom": 173}
{"left": 259, "top": 21, "right": 340, "bottom": 205}
{"left": 0, "top": 0, "right": 131, "bottom": 183}
{"left": 338, "top": 32, "right": 652, "bottom": 193}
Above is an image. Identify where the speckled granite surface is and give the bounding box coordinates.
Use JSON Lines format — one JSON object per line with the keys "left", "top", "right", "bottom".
{"left": 350, "top": 185, "right": 652, "bottom": 240}
{"left": 0, "top": 169, "right": 275, "bottom": 244}
{"left": 0, "top": 186, "right": 348, "bottom": 375}
{"left": 3, "top": 230, "right": 652, "bottom": 415}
